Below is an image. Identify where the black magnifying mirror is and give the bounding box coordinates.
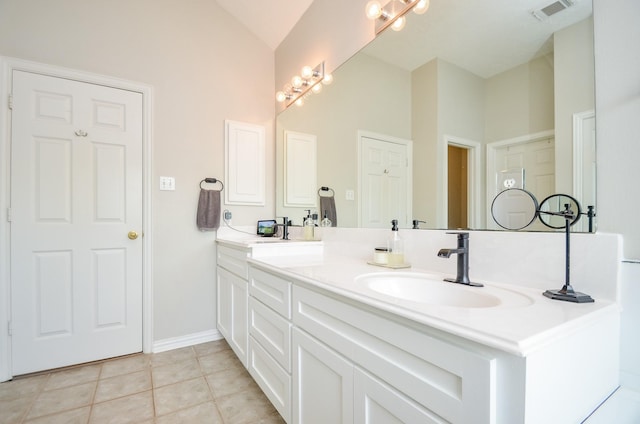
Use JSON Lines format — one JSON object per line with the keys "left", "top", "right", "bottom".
{"left": 491, "top": 188, "right": 539, "bottom": 230}
{"left": 491, "top": 190, "right": 593, "bottom": 302}
{"left": 538, "top": 194, "right": 582, "bottom": 229}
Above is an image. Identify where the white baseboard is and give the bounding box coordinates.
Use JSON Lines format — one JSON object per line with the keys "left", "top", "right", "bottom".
{"left": 152, "top": 329, "right": 223, "bottom": 353}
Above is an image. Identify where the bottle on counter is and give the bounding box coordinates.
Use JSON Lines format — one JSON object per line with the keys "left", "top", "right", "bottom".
{"left": 320, "top": 210, "right": 332, "bottom": 227}
{"left": 303, "top": 210, "right": 315, "bottom": 240}
{"left": 387, "top": 219, "right": 404, "bottom": 266}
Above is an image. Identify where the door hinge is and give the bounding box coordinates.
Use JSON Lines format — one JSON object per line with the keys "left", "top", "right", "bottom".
{"left": 6, "top": 208, "right": 11, "bottom": 222}
{"left": 8, "top": 95, "right": 13, "bottom": 110}
{"left": 7, "top": 321, "right": 12, "bottom": 336}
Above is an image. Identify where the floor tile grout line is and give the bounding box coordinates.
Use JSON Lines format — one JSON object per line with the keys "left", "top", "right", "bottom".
{"left": 3, "top": 340, "right": 285, "bottom": 424}
{"left": 86, "top": 362, "right": 103, "bottom": 422}
{"left": 19, "top": 372, "right": 51, "bottom": 423}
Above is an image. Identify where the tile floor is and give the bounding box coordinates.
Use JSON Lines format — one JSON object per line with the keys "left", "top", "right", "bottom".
{"left": 0, "top": 340, "right": 285, "bottom": 424}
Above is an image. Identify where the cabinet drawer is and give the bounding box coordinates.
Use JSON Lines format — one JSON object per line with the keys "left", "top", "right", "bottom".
{"left": 217, "top": 244, "right": 249, "bottom": 279}
{"left": 249, "top": 337, "right": 291, "bottom": 424}
{"left": 249, "top": 266, "right": 292, "bottom": 318}
{"left": 249, "top": 297, "right": 291, "bottom": 372}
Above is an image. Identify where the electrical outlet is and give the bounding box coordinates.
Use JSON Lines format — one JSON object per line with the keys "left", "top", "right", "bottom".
{"left": 159, "top": 176, "right": 175, "bottom": 191}
{"left": 345, "top": 189, "right": 355, "bottom": 201}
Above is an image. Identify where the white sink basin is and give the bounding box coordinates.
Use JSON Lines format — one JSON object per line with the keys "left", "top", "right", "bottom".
{"left": 355, "top": 272, "right": 525, "bottom": 308}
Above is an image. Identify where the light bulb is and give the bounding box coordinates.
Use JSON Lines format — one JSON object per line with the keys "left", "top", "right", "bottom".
{"left": 301, "top": 65, "right": 314, "bottom": 79}
{"left": 295, "top": 97, "right": 304, "bottom": 107}
{"left": 291, "top": 75, "right": 303, "bottom": 88}
{"left": 322, "top": 73, "right": 333, "bottom": 85}
{"left": 275, "top": 91, "right": 287, "bottom": 103}
{"left": 312, "top": 83, "right": 322, "bottom": 94}
{"left": 391, "top": 16, "right": 406, "bottom": 31}
{"left": 365, "top": 0, "right": 382, "bottom": 19}
{"left": 413, "top": 0, "right": 429, "bottom": 14}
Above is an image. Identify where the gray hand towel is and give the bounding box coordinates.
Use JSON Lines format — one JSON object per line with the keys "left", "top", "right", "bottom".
{"left": 320, "top": 195, "right": 337, "bottom": 227}
{"left": 197, "top": 189, "right": 221, "bottom": 231}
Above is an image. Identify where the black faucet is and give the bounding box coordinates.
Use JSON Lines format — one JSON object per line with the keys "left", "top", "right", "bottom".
{"left": 412, "top": 219, "right": 426, "bottom": 229}
{"left": 276, "top": 216, "right": 289, "bottom": 240}
{"left": 437, "top": 232, "right": 483, "bottom": 287}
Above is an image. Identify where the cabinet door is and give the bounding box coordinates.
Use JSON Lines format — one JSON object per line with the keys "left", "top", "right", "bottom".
{"left": 354, "top": 368, "right": 446, "bottom": 424}
{"left": 292, "top": 328, "right": 353, "bottom": 424}
{"left": 217, "top": 266, "right": 248, "bottom": 367}
{"left": 249, "top": 337, "right": 291, "bottom": 423}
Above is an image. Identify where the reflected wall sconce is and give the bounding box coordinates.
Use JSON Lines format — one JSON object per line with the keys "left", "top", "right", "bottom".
{"left": 365, "top": 0, "right": 429, "bottom": 35}
{"left": 276, "top": 62, "right": 333, "bottom": 108}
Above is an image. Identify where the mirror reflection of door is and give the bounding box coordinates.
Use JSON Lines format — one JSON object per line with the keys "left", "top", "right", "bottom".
{"left": 359, "top": 134, "right": 412, "bottom": 228}
{"left": 448, "top": 145, "right": 468, "bottom": 229}
{"left": 489, "top": 136, "right": 555, "bottom": 231}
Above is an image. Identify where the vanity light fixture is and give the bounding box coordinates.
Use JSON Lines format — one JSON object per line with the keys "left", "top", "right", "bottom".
{"left": 366, "top": 0, "right": 430, "bottom": 35}
{"left": 275, "top": 62, "right": 333, "bottom": 108}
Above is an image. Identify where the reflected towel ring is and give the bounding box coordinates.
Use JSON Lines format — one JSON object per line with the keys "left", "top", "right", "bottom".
{"left": 200, "top": 178, "right": 224, "bottom": 191}
{"left": 318, "top": 186, "right": 335, "bottom": 197}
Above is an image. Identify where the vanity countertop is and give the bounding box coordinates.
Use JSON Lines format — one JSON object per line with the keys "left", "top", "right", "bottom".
{"left": 244, "top": 251, "right": 618, "bottom": 357}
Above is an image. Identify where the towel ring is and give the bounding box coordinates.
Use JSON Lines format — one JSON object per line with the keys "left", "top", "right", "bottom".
{"left": 200, "top": 178, "right": 224, "bottom": 191}
{"left": 318, "top": 186, "right": 335, "bottom": 197}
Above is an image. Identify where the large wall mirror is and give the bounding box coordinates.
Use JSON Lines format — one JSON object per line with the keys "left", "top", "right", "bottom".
{"left": 276, "top": 0, "right": 595, "bottom": 232}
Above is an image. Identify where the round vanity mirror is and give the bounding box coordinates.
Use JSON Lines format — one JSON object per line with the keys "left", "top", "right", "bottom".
{"left": 538, "top": 194, "right": 582, "bottom": 229}
{"left": 491, "top": 189, "right": 539, "bottom": 230}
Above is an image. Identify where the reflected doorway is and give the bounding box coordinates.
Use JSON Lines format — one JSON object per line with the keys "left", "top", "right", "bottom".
{"left": 442, "top": 135, "right": 481, "bottom": 230}
{"left": 448, "top": 145, "right": 468, "bottom": 229}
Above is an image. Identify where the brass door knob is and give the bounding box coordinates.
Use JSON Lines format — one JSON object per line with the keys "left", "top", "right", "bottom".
{"left": 128, "top": 231, "right": 139, "bottom": 240}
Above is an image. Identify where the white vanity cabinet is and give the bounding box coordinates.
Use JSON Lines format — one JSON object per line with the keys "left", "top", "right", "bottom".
{"left": 293, "top": 326, "right": 354, "bottom": 423}
{"left": 247, "top": 266, "right": 293, "bottom": 423}
{"left": 216, "top": 244, "right": 250, "bottom": 367}
{"left": 218, "top": 239, "right": 618, "bottom": 424}
{"left": 292, "top": 328, "right": 437, "bottom": 423}
{"left": 292, "top": 284, "right": 494, "bottom": 424}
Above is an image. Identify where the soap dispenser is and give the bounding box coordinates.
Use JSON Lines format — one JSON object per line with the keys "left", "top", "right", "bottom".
{"left": 320, "top": 210, "right": 332, "bottom": 227}
{"left": 387, "top": 219, "right": 404, "bottom": 266}
{"left": 303, "top": 210, "right": 315, "bottom": 240}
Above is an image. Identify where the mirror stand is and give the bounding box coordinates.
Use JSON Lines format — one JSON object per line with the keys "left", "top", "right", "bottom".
{"left": 542, "top": 203, "right": 594, "bottom": 303}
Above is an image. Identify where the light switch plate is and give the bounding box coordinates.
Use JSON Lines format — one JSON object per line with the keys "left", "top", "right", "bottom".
{"left": 346, "top": 189, "right": 355, "bottom": 201}
{"left": 159, "top": 176, "right": 175, "bottom": 191}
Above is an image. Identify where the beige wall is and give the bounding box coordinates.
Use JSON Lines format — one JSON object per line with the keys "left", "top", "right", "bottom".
{"left": 412, "top": 59, "right": 486, "bottom": 228}
{"left": 275, "top": 0, "right": 373, "bottom": 114}
{"left": 594, "top": 0, "right": 640, "bottom": 259}
{"left": 554, "top": 17, "right": 595, "bottom": 194}
{"left": 412, "top": 60, "right": 439, "bottom": 224}
{"left": 0, "top": 0, "right": 275, "bottom": 342}
{"left": 276, "top": 53, "right": 411, "bottom": 227}
{"left": 484, "top": 54, "right": 555, "bottom": 142}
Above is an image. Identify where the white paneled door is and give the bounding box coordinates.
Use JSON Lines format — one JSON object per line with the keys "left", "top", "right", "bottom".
{"left": 360, "top": 135, "right": 411, "bottom": 228}
{"left": 10, "top": 71, "right": 143, "bottom": 375}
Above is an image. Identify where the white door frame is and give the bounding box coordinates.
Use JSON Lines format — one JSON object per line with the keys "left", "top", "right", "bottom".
{"left": 573, "top": 110, "right": 596, "bottom": 202}
{"left": 0, "top": 57, "right": 154, "bottom": 381}
{"left": 357, "top": 130, "right": 413, "bottom": 228}
{"left": 441, "top": 135, "right": 482, "bottom": 229}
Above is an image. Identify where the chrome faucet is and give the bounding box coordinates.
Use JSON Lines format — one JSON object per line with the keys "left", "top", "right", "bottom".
{"left": 437, "top": 232, "right": 483, "bottom": 287}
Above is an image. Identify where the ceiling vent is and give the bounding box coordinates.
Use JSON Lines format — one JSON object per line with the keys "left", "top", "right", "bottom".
{"left": 531, "top": 0, "right": 575, "bottom": 21}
